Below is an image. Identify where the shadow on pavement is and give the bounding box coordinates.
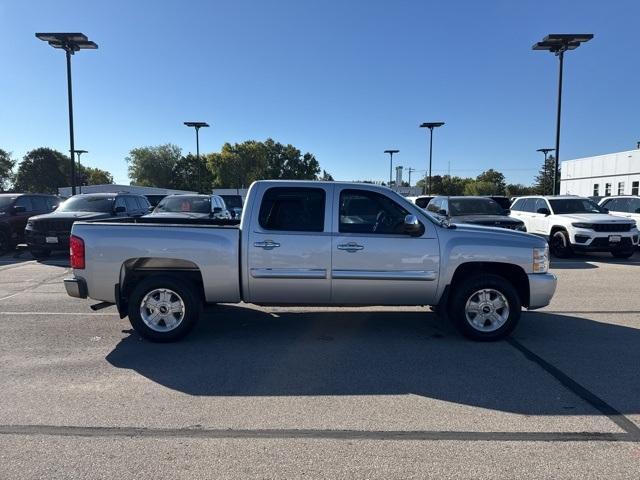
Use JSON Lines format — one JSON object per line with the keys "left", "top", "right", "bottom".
{"left": 106, "top": 305, "right": 640, "bottom": 416}
{"left": 0, "top": 249, "right": 69, "bottom": 268}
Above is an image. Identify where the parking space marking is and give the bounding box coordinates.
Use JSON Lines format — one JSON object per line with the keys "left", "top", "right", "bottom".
{"left": 0, "top": 424, "right": 637, "bottom": 442}
{"left": 0, "top": 312, "right": 117, "bottom": 316}
{"left": 507, "top": 338, "right": 640, "bottom": 436}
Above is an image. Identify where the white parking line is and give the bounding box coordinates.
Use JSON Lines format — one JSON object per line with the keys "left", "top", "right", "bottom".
{"left": 0, "top": 312, "right": 117, "bottom": 316}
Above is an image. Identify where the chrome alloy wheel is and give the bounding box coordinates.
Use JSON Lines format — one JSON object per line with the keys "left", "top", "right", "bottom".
{"left": 464, "top": 288, "right": 510, "bottom": 333}
{"left": 140, "top": 288, "right": 185, "bottom": 332}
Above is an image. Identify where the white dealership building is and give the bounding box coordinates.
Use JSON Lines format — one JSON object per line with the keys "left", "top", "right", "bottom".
{"left": 560, "top": 148, "right": 640, "bottom": 197}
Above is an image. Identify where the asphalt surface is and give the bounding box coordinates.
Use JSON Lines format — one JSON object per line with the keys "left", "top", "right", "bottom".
{"left": 1, "top": 250, "right": 639, "bottom": 479}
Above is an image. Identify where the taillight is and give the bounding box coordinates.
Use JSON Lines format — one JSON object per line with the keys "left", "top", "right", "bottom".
{"left": 70, "top": 235, "right": 85, "bottom": 269}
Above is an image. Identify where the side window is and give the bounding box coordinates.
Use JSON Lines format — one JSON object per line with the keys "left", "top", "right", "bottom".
{"left": 14, "top": 196, "right": 33, "bottom": 212}
{"left": 600, "top": 199, "right": 614, "bottom": 211}
{"left": 534, "top": 198, "right": 548, "bottom": 213}
{"left": 258, "top": 187, "right": 325, "bottom": 232}
{"left": 125, "top": 197, "right": 138, "bottom": 212}
{"left": 135, "top": 196, "right": 150, "bottom": 211}
{"left": 519, "top": 198, "right": 533, "bottom": 212}
{"left": 427, "top": 198, "right": 440, "bottom": 213}
{"left": 629, "top": 198, "right": 640, "bottom": 214}
{"left": 511, "top": 199, "right": 524, "bottom": 211}
{"left": 30, "top": 196, "right": 48, "bottom": 211}
{"left": 440, "top": 199, "right": 449, "bottom": 214}
{"left": 46, "top": 197, "right": 59, "bottom": 211}
{"left": 339, "top": 189, "right": 409, "bottom": 235}
{"left": 613, "top": 198, "right": 628, "bottom": 212}
{"left": 114, "top": 197, "right": 126, "bottom": 212}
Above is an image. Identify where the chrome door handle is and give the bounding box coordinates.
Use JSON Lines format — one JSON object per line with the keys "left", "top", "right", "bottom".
{"left": 337, "top": 242, "right": 364, "bottom": 252}
{"left": 254, "top": 240, "right": 280, "bottom": 250}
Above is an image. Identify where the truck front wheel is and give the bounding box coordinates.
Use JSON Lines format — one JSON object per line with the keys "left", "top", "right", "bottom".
{"left": 448, "top": 274, "right": 521, "bottom": 341}
{"left": 127, "top": 275, "right": 201, "bottom": 342}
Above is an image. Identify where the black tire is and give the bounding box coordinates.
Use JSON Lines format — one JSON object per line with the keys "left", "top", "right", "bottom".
{"left": 549, "top": 229, "right": 572, "bottom": 258}
{"left": 30, "top": 247, "right": 51, "bottom": 260}
{"left": 611, "top": 249, "right": 634, "bottom": 259}
{"left": 127, "top": 275, "right": 201, "bottom": 342}
{"left": 448, "top": 273, "right": 521, "bottom": 341}
{"left": 0, "top": 230, "right": 11, "bottom": 256}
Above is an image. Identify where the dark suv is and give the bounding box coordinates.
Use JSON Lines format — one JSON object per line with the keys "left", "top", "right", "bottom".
{"left": 25, "top": 192, "right": 151, "bottom": 258}
{"left": 0, "top": 193, "right": 60, "bottom": 254}
{"left": 427, "top": 196, "right": 526, "bottom": 231}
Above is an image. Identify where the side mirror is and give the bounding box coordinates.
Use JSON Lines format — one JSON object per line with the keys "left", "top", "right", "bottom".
{"left": 51, "top": 204, "right": 58, "bottom": 211}
{"left": 537, "top": 207, "right": 551, "bottom": 216}
{"left": 403, "top": 214, "right": 423, "bottom": 236}
{"left": 114, "top": 206, "right": 126, "bottom": 214}
{"left": 601, "top": 207, "right": 609, "bottom": 213}
{"left": 212, "top": 207, "right": 222, "bottom": 214}
{"left": 437, "top": 209, "right": 447, "bottom": 216}
{"left": 12, "top": 205, "right": 26, "bottom": 214}
{"left": 148, "top": 206, "right": 155, "bottom": 212}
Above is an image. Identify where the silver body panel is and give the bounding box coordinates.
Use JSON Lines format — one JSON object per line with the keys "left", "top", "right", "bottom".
{"left": 70, "top": 180, "right": 556, "bottom": 310}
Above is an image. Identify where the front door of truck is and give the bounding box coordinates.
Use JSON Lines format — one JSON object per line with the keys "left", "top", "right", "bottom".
{"left": 331, "top": 187, "right": 440, "bottom": 305}
{"left": 247, "top": 185, "right": 333, "bottom": 304}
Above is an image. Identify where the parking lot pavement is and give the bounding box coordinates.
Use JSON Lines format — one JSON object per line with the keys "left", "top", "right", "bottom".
{"left": 0, "top": 251, "right": 639, "bottom": 479}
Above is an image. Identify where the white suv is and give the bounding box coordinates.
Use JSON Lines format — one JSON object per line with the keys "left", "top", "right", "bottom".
{"left": 599, "top": 196, "right": 640, "bottom": 225}
{"left": 510, "top": 195, "right": 639, "bottom": 258}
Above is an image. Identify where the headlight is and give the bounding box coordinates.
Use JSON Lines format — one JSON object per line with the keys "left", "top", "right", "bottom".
{"left": 533, "top": 246, "right": 549, "bottom": 273}
{"left": 572, "top": 222, "right": 593, "bottom": 229}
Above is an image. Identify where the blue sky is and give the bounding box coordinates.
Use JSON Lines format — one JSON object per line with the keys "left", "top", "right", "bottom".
{"left": 1, "top": 0, "right": 639, "bottom": 186}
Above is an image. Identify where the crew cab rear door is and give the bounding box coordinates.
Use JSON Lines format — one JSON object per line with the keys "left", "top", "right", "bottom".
{"left": 331, "top": 186, "right": 440, "bottom": 305}
{"left": 246, "top": 184, "right": 333, "bottom": 304}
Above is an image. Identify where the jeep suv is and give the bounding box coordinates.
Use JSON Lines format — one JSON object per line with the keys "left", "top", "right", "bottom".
{"left": 510, "top": 195, "right": 639, "bottom": 258}
{"left": 0, "top": 193, "right": 60, "bottom": 255}
{"left": 25, "top": 193, "right": 151, "bottom": 259}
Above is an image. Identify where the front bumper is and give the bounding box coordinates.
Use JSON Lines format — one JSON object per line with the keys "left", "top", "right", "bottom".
{"left": 25, "top": 228, "right": 70, "bottom": 251}
{"left": 569, "top": 228, "right": 639, "bottom": 252}
{"left": 527, "top": 273, "right": 557, "bottom": 309}
{"left": 64, "top": 277, "right": 87, "bottom": 299}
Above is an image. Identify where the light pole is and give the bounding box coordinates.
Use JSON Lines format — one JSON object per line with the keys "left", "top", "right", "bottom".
{"left": 384, "top": 150, "right": 399, "bottom": 187}
{"left": 407, "top": 167, "right": 416, "bottom": 187}
{"left": 184, "top": 121, "right": 210, "bottom": 193}
{"left": 72, "top": 149, "right": 88, "bottom": 194}
{"left": 533, "top": 34, "right": 593, "bottom": 195}
{"left": 419, "top": 122, "right": 445, "bottom": 195}
{"left": 36, "top": 33, "right": 98, "bottom": 196}
{"left": 536, "top": 148, "right": 555, "bottom": 195}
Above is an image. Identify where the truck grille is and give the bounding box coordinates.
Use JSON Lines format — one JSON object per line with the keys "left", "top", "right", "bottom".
{"left": 32, "top": 219, "right": 76, "bottom": 233}
{"left": 592, "top": 223, "right": 632, "bottom": 233}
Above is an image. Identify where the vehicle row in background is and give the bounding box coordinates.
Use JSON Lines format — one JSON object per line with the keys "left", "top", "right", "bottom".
{"left": 425, "top": 196, "right": 525, "bottom": 231}
{"left": 25, "top": 193, "right": 151, "bottom": 259}
{"left": 510, "top": 196, "right": 638, "bottom": 258}
{"left": 0, "top": 193, "right": 60, "bottom": 255}
{"left": 148, "top": 194, "right": 233, "bottom": 220}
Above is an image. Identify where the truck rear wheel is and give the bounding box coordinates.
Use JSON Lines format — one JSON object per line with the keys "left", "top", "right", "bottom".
{"left": 448, "top": 274, "right": 521, "bottom": 341}
{"left": 127, "top": 275, "right": 201, "bottom": 342}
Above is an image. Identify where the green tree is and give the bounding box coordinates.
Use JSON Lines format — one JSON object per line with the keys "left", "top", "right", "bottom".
{"left": 505, "top": 183, "right": 536, "bottom": 197}
{"left": 0, "top": 149, "right": 16, "bottom": 192}
{"left": 80, "top": 166, "right": 114, "bottom": 186}
{"left": 207, "top": 139, "right": 321, "bottom": 188}
{"left": 13, "top": 148, "right": 69, "bottom": 193}
{"left": 126, "top": 144, "right": 182, "bottom": 188}
{"left": 464, "top": 180, "right": 499, "bottom": 196}
{"left": 171, "top": 154, "right": 213, "bottom": 192}
{"left": 319, "top": 170, "right": 334, "bottom": 181}
{"left": 476, "top": 169, "right": 506, "bottom": 195}
{"left": 534, "top": 155, "right": 556, "bottom": 195}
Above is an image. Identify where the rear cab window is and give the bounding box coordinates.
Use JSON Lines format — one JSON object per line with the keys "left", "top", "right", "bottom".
{"left": 258, "top": 187, "right": 326, "bottom": 232}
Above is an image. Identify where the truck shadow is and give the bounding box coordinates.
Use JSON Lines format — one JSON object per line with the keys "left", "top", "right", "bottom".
{"left": 106, "top": 305, "right": 640, "bottom": 416}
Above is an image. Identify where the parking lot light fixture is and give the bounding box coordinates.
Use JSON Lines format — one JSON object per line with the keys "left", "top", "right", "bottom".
{"left": 384, "top": 150, "right": 399, "bottom": 187}
{"left": 71, "top": 150, "right": 88, "bottom": 194}
{"left": 532, "top": 34, "right": 593, "bottom": 195}
{"left": 419, "top": 122, "right": 445, "bottom": 195}
{"left": 184, "top": 122, "right": 210, "bottom": 193}
{"left": 36, "top": 33, "right": 98, "bottom": 196}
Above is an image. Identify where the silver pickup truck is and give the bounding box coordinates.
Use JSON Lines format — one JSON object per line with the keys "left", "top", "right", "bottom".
{"left": 64, "top": 180, "right": 557, "bottom": 342}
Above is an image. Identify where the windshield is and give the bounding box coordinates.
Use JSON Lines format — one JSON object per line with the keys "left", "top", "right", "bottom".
{"left": 449, "top": 198, "right": 504, "bottom": 216}
{"left": 0, "top": 196, "right": 16, "bottom": 210}
{"left": 58, "top": 196, "right": 115, "bottom": 213}
{"left": 220, "top": 195, "right": 243, "bottom": 209}
{"left": 549, "top": 198, "right": 605, "bottom": 214}
{"left": 154, "top": 196, "right": 211, "bottom": 214}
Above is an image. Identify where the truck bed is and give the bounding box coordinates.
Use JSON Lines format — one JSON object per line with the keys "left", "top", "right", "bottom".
{"left": 71, "top": 220, "right": 241, "bottom": 304}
